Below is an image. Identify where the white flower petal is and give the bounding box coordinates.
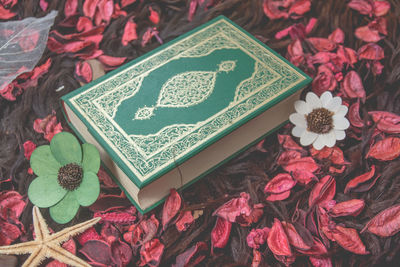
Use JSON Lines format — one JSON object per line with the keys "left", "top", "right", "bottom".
{"left": 292, "top": 126, "right": 306, "bottom": 137}
{"left": 335, "top": 129, "right": 346, "bottom": 140}
{"left": 289, "top": 113, "right": 307, "bottom": 128}
{"left": 312, "top": 134, "right": 327, "bottom": 150}
{"left": 326, "top": 96, "right": 342, "bottom": 113}
{"left": 294, "top": 100, "right": 312, "bottom": 115}
{"left": 321, "top": 91, "right": 333, "bottom": 107}
{"left": 306, "top": 92, "right": 322, "bottom": 109}
{"left": 335, "top": 105, "right": 348, "bottom": 117}
{"left": 300, "top": 130, "right": 318, "bottom": 146}
{"left": 325, "top": 131, "right": 336, "bottom": 147}
{"left": 333, "top": 115, "right": 350, "bottom": 130}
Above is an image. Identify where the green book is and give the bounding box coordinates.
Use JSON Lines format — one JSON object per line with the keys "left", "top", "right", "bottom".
{"left": 61, "top": 16, "right": 311, "bottom": 213}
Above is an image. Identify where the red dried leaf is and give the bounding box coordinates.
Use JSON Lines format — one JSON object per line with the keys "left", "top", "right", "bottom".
{"left": 349, "top": 101, "right": 364, "bottom": 128}
{"left": 175, "top": 211, "right": 194, "bottom": 232}
{"left": 121, "top": 0, "right": 136, "bottom": 8}
{"left": 299, "top": 237, "right": 328, "bottom": 256}
{"left": 278, "top": 134, "right": 304, "bottom": 151}
{"left": 373, "top": 0, "right": 390, "bottom": 16}
{"left": 98, "top": 55, "right": 127, "bottom": 67}
{"left": 355, "top": 25, "right": 382, "bottom": 43}
{"left": 80, "top": 239, "right": 115, "bottom": 266}
{"left": 124, "top": 214, "right": 159, "bottom": 246}
{"left": 213, "top": 192, "right": 252, "bottom": 223}
{"left": 112, "top": 3, "right": 127, "bottom": 18}
{"left": 345, "top": 165, "right": 376, "bottom": 193}
{"left": 75, "top": 61, "right": 93, "bottom": 83}
{"left": 94, "top": 207, "right": 137, "bottom": 224}
{"left": 141, "top": 27, "right": 161, "bottom": 47}
{"left": 328, "top": 28, "right": 345, "bottom": 44}
{"left": 77, "top": 17, "right": 93, "bottom": 32}
{"left": 237, "top": 205, "right": 264, "bottom": 226}
{"left": 0, "top": 5, "right": 16, "bottom": 20}
{"left": 173, "top": 242, "right": 207, "bottom": 267}
{"left": 0, "top": 191, "right": 26, "bottom": 220}
{"left": 0, "top": 221, "right": 21, "bottom": 246}
{"left": 23, "top": 140, "right": 36, "bottom": 160}
{"left": 283, "top": 157, "right": 319, "bottom": 173}
{"left": 332, "top": 226, "right": 369, "bottom": 255}
{"left": 149, "top": 6, "right": 160, "bottom": 24}
{"left": 112, "top": 239, "right": 132, "bottom": 267}
{"left": 337, "top": 45, "right": 358, "bottom": 67}
{"left": 83, "top": 0, "right": 100, "bottom": 18}
{"left": 277, "top": 150, "right": 302, "bottom": 166}
{"left": 292, "top": 170, "right": 316, "bottom": 185}
{"left": 263, "top": 0, "right": 289, "bottom": 20}
{"left": 330, "top": 199, "right": 365, "bottom": 217}
{"left": 162, "top": 189, "right": 181, "bottom": 230}
{"left": 246, "top": 227, "right": 270, "bottom": 249}
{"left": 287, "top": 39, "right": 305, "bottom": 66}
{"left": 98, "top": 0, "right": 114, "bottom": 23}
{"left": 348, "top": 0, "right": 373, "bottom": 15}
{"left": 266, "top": 190, "right": 291, "bottom": 201}
{"left": 366, "top": 137, "right": 400, "bottom": 161}
{"left": 342, "top": 71, "right": 366, "bottom": 101}
{"left": 267, "top": 218, "right": 292, "bottom": 256}
{"left": 33, "top": 113, "right": 63, "bottom": 142}
{"left": 362, "top": 204, "right": 400, "bottom": 237}
{"left": 310, "top": 146, "right": 347, "bottom": 165}
{"left": 251, "top": 249, "right": 262, "bottom": 267}
{"left": 358, "top": 43, "right": 384, "bottom": 60}
{"left": 309, "top": 256, "right": 332, "bottom": 267}
{"left": 307, "top": 38, "right": 337, "bottom": 52}
{"left": 64, "top": 0, "right": 78, "bottom": 18}
{"left": 122, "top": 18, "right": 138, "bottom": 46}
{"left": 312, "top": 64, "right": 337, "bottom": 96}
{"left": 288, "top": 0, "right": 311, "bottom": 17}
{"left": 282, "top": 221, "right": 312, "bottom": 251}
{"left": 264, "top": 173, "right": 296, "bottom": 194}
{"left": 39, "top": 0, "right": 48, "bottom": 11}
{"left": 369, "top": 111, "right": 400, "bottom": 134}
{"left": 309, "top": 176, "right": 336, "bottom": 207}
{"left": 211, "top": 217, "right": 232, "bottom": 251}
{"left": 138, "top": 239, "right": 164, "bottom": 267}
{"left": 76, "top": 227, "right": 102, "bottom": 246}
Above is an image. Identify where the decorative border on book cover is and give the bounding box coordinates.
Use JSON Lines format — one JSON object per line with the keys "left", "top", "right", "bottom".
{"left": 68, "top": 17, "right": 308, "bottom": 184}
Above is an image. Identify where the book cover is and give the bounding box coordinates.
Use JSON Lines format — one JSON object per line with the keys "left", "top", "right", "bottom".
{"left": 61, "top": 16, "right": 311, "bottom": 212}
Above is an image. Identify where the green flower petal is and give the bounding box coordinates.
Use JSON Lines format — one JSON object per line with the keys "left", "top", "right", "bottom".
{"left": 28, "top": 175, "right": 67, "bottom": 208}
{"left": 49, "top": 191, "right": 80, "bottom": 224}
{"left": 74, "top": 171, "right": 100, "bottom": 207}
{"left": 50, "top": 132, "right": 82, "bottom": 166}
{"left": 82, "top": 143, "right": 100, "bottom": 173}
{"left": 30, "top": 145, "right": 61, "bottom": 176}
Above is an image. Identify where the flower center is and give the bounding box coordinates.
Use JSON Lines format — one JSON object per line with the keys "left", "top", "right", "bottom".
{"left": 306, "top": 108, "right": 334, "bottom": 134}
{"left": 57, "top": 163, "right": 83, "bottom": 191}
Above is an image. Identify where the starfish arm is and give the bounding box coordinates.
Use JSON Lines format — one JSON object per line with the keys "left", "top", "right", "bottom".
{"left": 33, "top": 206, "right": 50, "bottom": 239}
{"left": 46, "top": 245, "right": 91, "bottom": 267}
{"left": 49, "top": 217, "right": 101, "bottom": 244}
{"left": 21, "top": 248, "right": 46, "bottom": 267}
{"left": 0, "top": 240, "right": 40, "bottom": 255}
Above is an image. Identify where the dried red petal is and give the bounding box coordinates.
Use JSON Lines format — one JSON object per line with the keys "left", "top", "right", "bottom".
{"left": 0, "top": 191, "right": 26, "bottom": 221}
{"left": 309, "top": 256, "right": 332, "bottom": 267}
{"left": 277, "top": 150, "right": 302, "bottom": 166}
{"left": 173, "top": 242, "right": 207, "bottom": 267}
{"left": 246, "top": 227, "right": 270, "bottom": 249}
{"left": 348, "top": 0, "right": 373, "bottom": 15}
{"left": 125, "top": 214, "right": 159, "bottom": 245}
{"left": 237, "top": 206, "right": 264, "bottom": 226}
{"left": 138, "top": 239, "right": 164, "bottom": 267}
{"left": 148, "top": 6, "right": 160, "bottom": 24}
{"left": 267, "top": 218, "right": 292, "bottom": 256}
{"left": 342, "top": 71, "right": 366, "bottom": 101}
{"left": 122, "top": 18, "right": 138, "bottom": 46}
{"left": 76, "top": 227, "right": 102, "bottom": 246}
{"left": 251, "top": 249, "right": 262, "bottom": 267}
{"left": 330, "top": 199, "right": 365, "bottom": 217}
{"left": 278, "top": 134, "right": 304, "bottom": 151}
{"left": 299, "top": 237, "right": 328, "bottom": 256}
{"left": 80, "top": 239, "right": 115, "bottom": 266}
{"left": 112, "top": 239, "right": 132, "bottom": 267}
{"left": 337, "top": 46, "right": 358, "bottom": 67}
{"left": 266, "top": 190, "right": 291, "bottom": 201}
{"left": 0, "top": 5, "right": 16, "bottom": 19}
{"left": 332, "top": 226, "right": 369, "bottom": 255}
{"left": 348, "top": 101, "right": 364, "bottom": 128}
{"left": 23, "top": 141, "right": 36, "bottom": 160}
{"left": 328, "top": 28, "right": 345, "bottom": 44}
{"left": 345, "top": 165, "right": 376, "bottom": 193}
{"left": 83, "top": 0, "right": 100, "bottom": 18}
{"left": 282, "top": 221, "right": 312, "bottom": 251}
{"left": 366, "top": 137, "right": 400, "bottom": 161}
{"left": 121, "top": 0, "right": 136, "bottom": 8}
{"left": 33, "top": 113, "right": 63, "bottom": 142}
{"left": 75, "top": 61, "right": 93, "bottom": 83}
{"left": 369, "top": 111, "right": 400, "bottom": 134}
{"left": 64, "top": 0, "right": 78, "bottom": 18}
{"left": 0, "top": 221, "right": 22, "bottom": 246}
{"left": 94, "top": 208, "right": 136, "bottom": 224}
{"left": 263, "top": 0, "right": 289, "bottom": 20}
{"left": 355, "top": 25, "right": 382, "bottom": 43}
{"left": 362, "top": 204, "right": 400, "bottom": 237}
{"left": 309, "top": 176, "right": 336, "bottom": 207}
{"left": 288, "top": 0, "right": 311, "bottom": 17}
{"left": 307, "top": 38, "right": 337, "bottom": 52}
{"left": 358, "top": 43, "right": 384, "bottom": 60}
{"left": 264, "top": 173, "right": 296, "bottom": 194}
{"left": 98, "top": 0, "right": 114, "bottom": 24}
{"left": 77, "top": 17, "right": 93, "bottom": 32}
{"left": 211, "top": 217, "right": 232, "bottom": 251}
{"left": 162, "top": 189, "right": 182, "bottom": 230}
{"left": 373, "top": 0, "right": 390, "bottom": 16}
{"left": 312, "top": 64, "right": 337, "bottom": 96}
{"left": 175, "top": 211, "right": 194, "bottom": 232}
{"left": 212, "top": 192, "right": 252, "bottom": 223}
{"left": 310, "top": 146, "right": 347, "bottom": 165}
{"left": 99, "top": 55, "right": 127, "bottom": 67}
{"left": 292, "top": 170, "right": 316, "bottom": 184}
{"left": 283, "top": 157, "right": 319, "bottom": 173}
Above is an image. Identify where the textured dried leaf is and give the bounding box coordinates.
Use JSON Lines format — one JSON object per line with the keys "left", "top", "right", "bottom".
{"left": 373, "top": 0, "right": 390, "bottom": 16}
{"left": 266, "top": 190, "right": 291, "bottom": 202}
{"left": 138, "top": 239, "right": 164, "bottom": 267}
{"left": 278, "top": 134, "right": 304, "bottom": 151}
{"left": 98, "top": 55, "right": 127, "bottom": 67}
{"left": 267, "top": 218, "right": 292, "bottom": 256}
{"left": 328, "top": 28, "right": 344, "bottom": 44}
{"left": 345, "top": 165, "right": 376, "bottom": 193}
{"left": 277, "top": 150, "right": 302, "bottom": 166}
{"left": 298, "top": 237, "right": 328, "bottom": 256}
{"left": 309, "top": 256, "right": 332, "bottom": 267}
{"left": 348, "top": 101, "right": 364, "bottom": 128}
{"left": 149, "top": 6, "right": 160, "bottom": 24}
{"left": 173, "top": 241, "right": 207, "bottom": 267}
{"left": 264, "top": 173, "right": 296, "bottom": 194}
{"left": 312, "top": 64, "right": 337, "bottom": 96}
{"left": 211, "top": 217, "right": 232, "bottom": 251}
{"left": 23, "top": 140, "right": 36, "bottom": 160}
{"left": 282, "top": 222, "right": 311, "bottom": 251}
{"left": 332, "top": 226, "right": 369, "bottom": 255}
{"left": 75, "top": 61, "right": 93, "bottom": 83}
{"left": 283, "top": 157, "right": 319, "bottom": 173}
{"left": 121, "top": 0, "right": 136, "bottom": 8}
{"left": 162, "top": 189, "right": 182, "bottom": 230}
{"left": 361, "top": 204, "right": 400, "bottom": 237}
{"left": 64, "top": 0, "right": 78, "bottom": 18}
{"left": 307, "top": 38, "right": 337, "bottom": 52}
{"left": 366, "top": 137, "right": 400, "bottom": 161}
{"left": 122, "top": 18, "right": 138, "bottom": 46}
{"left": 246, "top": 227, "right": 270, "bottom": 249}
{"left": 292, "top": 169, "right": 316, "bottom": 184}
{"left": 342, "top": 71, "right": 366, "bottom": 101}
{"left": 288, "top": 0, "right": 311, "bottom": 17}
{"left": 355, "top": 25, "right": 382, "bottom": 42}
{"left": 83, "top": 0, "right": 100, "bottom": 18}
{"left": 213, "top": 192, "right": 252, "bottom": 223}
{"left": 309, "top": 176, "right": 336, "bottom": 207}
{"left": 80, "top": 239, "right": 115, "bottom": 266}
{"left": 358, "top": 43, "right": 384, "bottom": 60}
{"left": 369, "top": 111, "right": 400, "bottom": 134}
{"left": 330, "top": 199, "right": 365, "bottom": 217}
{"left": 348, "top": 0, "right": 373, "bottom": 15}
{"left": 310, "top": 146, "right": 347, "bottom": 165}
{"left": 175, "top": 211, "right": 194, "bottom": 232}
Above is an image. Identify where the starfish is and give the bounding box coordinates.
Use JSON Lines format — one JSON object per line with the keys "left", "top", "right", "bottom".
{"left": 0, "top": 206, "right": 101, "bottom": 267}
